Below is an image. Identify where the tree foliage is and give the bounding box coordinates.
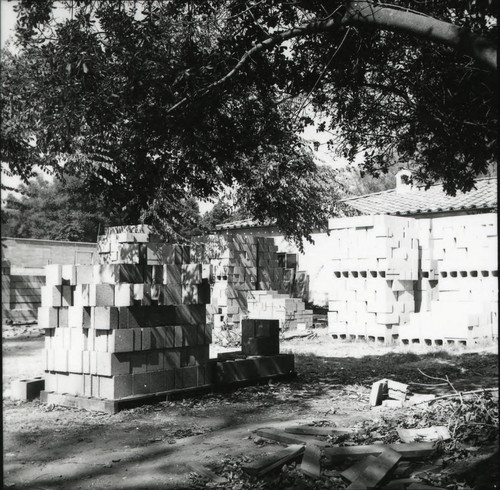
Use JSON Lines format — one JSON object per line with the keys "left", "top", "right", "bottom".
{"left": 1, "top": 175, "right": 126, "bottom": 241}
{"left": 1, "top": 0, "right": 496, "bottom": 245}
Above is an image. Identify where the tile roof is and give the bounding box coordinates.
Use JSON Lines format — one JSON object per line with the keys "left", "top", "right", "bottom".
{"left": 215, "top": 218, "right": 273, "bottom": 230}
{"left": 341, "top": 177, "right": 497, "bottom": 216}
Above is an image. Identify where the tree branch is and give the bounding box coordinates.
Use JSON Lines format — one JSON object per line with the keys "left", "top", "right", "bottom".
{"left": 342, "top": 1, "right": 497, "bottom": 70}
{"left": 167, "top": 16, "right": 343, "bottom": 114}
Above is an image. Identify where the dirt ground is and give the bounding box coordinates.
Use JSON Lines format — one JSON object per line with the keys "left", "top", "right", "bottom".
{"left": 2, "top": 327, "right": 498, "bottom": 489}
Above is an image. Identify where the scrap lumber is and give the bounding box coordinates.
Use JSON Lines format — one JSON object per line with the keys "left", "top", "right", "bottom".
{"left": 370, "top": 379, "right": 388, "bottom": 407}
{"left": 285, "top": 425, "right": 356, "bottom": 437}
{"left": 254, "top": 428, "right": 329, "bottom": 447}
{"left": 387, "top": 380, "right": 409, "bottom": 401}
{"left": 324, "top": 442, "right": 436, "bottom": 463}
{"left": 300, "top": 444, "right": 322, "bottom": 479}
{"left": 187, "top": 463, "right": 227, "bottom": 483}
{"left": 397, "top": 426, "right": 451, "bottom": 443}
{"left": 340, "top": 455, "right": 378, "bottom": 482}
{"left": 347, "top": 447, "right": 401, "bottom": 489}
{"left": 405, "top": 394, "right": 436, "bottom": 405}
{"left": 384, "top": 478, "right": 424, "bottom": 489}
{"left": 382, "top": 399, "right": 404, "bottom": 408}
{"left": 282, "top": 330, "right": 312, "bottom": 340}
{"left": 242, "top": 445, "right": 305, "bottom": 476}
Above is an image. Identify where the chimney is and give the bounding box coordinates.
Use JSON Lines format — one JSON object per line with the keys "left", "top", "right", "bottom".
{"left": 396, "top": 169, "right": 413, "bottom": 194}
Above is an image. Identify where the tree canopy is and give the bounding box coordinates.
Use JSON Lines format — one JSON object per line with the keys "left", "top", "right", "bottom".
{"left": 1, "top": 1, "right": 496, "bottom": 246}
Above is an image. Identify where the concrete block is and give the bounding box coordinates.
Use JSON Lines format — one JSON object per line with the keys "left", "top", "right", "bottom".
{"left": 58, "top": 308, "right": 69, "bottom": 328}
{"left": 95, "top": 284, "right": 115, "bottom": 306}
{"left": 182, "top": 325, "right": 198, "bottom": 347}
{"left": 115, "top": 283, "right": 134, "bottom": 307}
{"left": 94, "top": 330, "right": 109, "bottom": 352}
{"left": 130, "top": 352, "right": 148, "bottom": 374}
{"left": 61, "top": 285, "right": 73, "bottom": 307}
{"left": 181, "top": 264, "right": 202, "bottom": 285}
{"left": 118, "top": 264, "right": 144, "bottom": 283}
{"left": 61, "top": 265, "right": 77, "bottom": 285}
{"left": 38, "top": 307, "right": 59, "bottom": 329}
{"left": 11, "top": 377, "right": 45, "bottom": 401}
{"left": 133, "top": 373, "right": 150, "bottom": 395}
{"left": 54, "top": 349, "right": 69, "bottom": 372}
{"left": 41, "top": 285, "right": 62, "bottom": 307}
{"left": 164, "top": 264, "right": 182, "bottom": 284}
{"left": 117, "top": 232, "right": 149, "bottom": 243}
{"left": 133, "top": 328, "right": 142, "bottom": 350}
{"left": 69, "top": 328, "right": 87, "bottom": 351}
{"left": 75, "top": 265, "right": 95, "bottom": 284}
{"left": 161, "top": 283, "right": 182, "bottom": 305}
{"left": 174, "top": 325, "right": 183, "bottom": 347}
{"left": 45, "top": 264, "right": 63, "bottom": 286}
{"left": 182, "top": 285, "right": 199, "bottom": 305}
{"left": 45, "top": 373, "right": 57, "bottom": 393}
{"left": 82, "top": 351, "right": 90, "bottom": 374}
{"left": 183, "top": 366, "right": 198, "bottom": 388}
{"left": 118, "top": 243, "right": 147, "bottom": 264}
{"left": 68, "top": 350, "right": 83, "bottom": 373}
{"left": 143, "top": 265, "right": 163, "bottom": 284}
{"left": 68, "top": 306, "right": 91, "bottom": 329}
{"left": 149, "top": 371, "right": 169, "bottom": 393}
{"left": 96, "top": 352, "right": 130, "bottom": 376}
{"left": 92, "top": 306, "right": 119, "bottom": 330}
{"left": 147, "top": 350, "right": 163, "bottom": 371}
{"left": 150, "top": 326, "right": 171, "bottom": 349}
{"left": 141, "top": 327, "right": 152, "bottom": 350}
{"left": 164, "top": 349, "right": 181, "bottom": 369}
{"left": 109, "top": 329, "right": 134, "bottom": 353}
{"left": 99, "top": 374, "right": 133, "bottom": 400}
{"left": 175, "top": 305, "right": 206, "bottom": 325}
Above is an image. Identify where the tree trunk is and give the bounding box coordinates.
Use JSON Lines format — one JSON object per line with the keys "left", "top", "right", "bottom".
{"left": 341, "top": 1, "right": 497, "bottom": 70}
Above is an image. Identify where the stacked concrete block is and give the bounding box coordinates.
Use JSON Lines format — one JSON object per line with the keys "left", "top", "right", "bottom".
{"left": 1, "top": 262, "right": 11, "bottom": 318}
{"left": 326, "top": 216, "right": 418, "bottom": 342}
{"left": 41, "top": 226, "right": 212, "bottom": 401}
{"left": 241, "top": 319, "right": 280, "bottom": 356}
{"left": 193, "top": 234, "right": 286, "bottom": 330}
{"left": 402, "top": 214, "right": 497, "bottom": 345}
{"left": 216, "top": 354, "right": 294, "bottom": 384}
{"left": 327, "top": 213, "right": 497, "bottom": 345}
{"left": 247, "top": 290, "right": 313, "bottom": 330}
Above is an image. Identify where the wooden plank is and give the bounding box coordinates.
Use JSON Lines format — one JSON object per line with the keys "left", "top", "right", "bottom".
{"left": 300, "top": 444, "right": 322, "bottom": 479}
{"left": 348, "top": 447, "right": 401, "bottom": 488}
{"left": 242, "top": 445, "right": 305, "bottom": 476}
{"left": 324, "top": 443, "right": 436, "bottom": 463}
{"left": 254, "top": 428, "right": 329, "bottom": 447}
{"left": 397, "top": 426, "right": 450, "bottom": 443}
{"left": 341, "top": 455, "right": 378, "bottom": 482}
{"left": 285, "top": 425, "right": 356, "bottom": 436}
{"left": 384, "top": 479, "right": 423, "bottom": 489}
{"left": 387, "top": 380, "right": 408, "bottom": 401}
{"left": 187, "top": 463, "right": 227, "bottom": 484}
{"left": 370, "top": 379, "right": 388, "bottom": 406}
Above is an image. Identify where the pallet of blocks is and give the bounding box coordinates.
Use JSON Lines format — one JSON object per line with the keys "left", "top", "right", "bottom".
{"left": 401, "top": 214, "right": 498, "bottom": 345}
{"left": 193, "top": 234, "right": 286, "bottom": 331}
{"left": 39, "top": 225, "right": 213, "bottom": 412}
{"left": 327, "top": 215, "right": 418, "bottom": 343}
{"left": 247, "top": 290, "right": 313, "bottom": 331}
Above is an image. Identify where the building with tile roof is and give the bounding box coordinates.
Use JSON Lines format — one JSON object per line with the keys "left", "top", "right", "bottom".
{"left": 341, "top": 172, "right": 497, "bottom": 218}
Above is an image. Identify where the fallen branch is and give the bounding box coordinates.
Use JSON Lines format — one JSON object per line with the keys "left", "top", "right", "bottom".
{"left": 411, "top": 388, "right": 499, "bottom": 405}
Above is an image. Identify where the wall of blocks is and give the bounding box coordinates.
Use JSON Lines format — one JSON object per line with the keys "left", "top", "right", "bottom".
{"left": 247, "top": 290, "right": 313, "bottom": 331}
{"left": 40, "top": 225, "right": 213, "bottom": 401}
{"left": 193, "top": 235, "right": 286, "bottom": 330}
{"left": 326, "top": 213, "right": 498, "bottom": 344}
